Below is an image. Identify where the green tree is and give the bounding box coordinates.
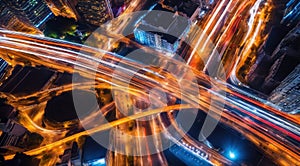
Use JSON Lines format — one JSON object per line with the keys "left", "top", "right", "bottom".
{"left": 44, "top": 16, "right": 83, "bottom": 44}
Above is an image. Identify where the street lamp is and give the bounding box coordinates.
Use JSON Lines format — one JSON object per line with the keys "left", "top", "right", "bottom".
{"left": 229, "top": 151, "right": 236, "bottom": 159}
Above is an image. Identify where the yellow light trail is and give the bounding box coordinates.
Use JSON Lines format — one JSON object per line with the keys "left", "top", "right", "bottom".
{"left": 203, "top": 0, "right": 250, "bottom": 72}
{"left": 200, "top": 0, "right": 234, "bottom": 52}
{"left": 4, "top": 104, "right": 193, "bottom": 160}
{"left": 187, "top": 0, "right": 228, "bottom": 64}
{"left": 0, "top": 11, "right": 299, "bottom": 164}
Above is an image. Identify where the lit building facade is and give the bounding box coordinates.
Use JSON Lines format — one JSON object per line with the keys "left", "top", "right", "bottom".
{"left": 1, "top": 0, "right": 53, "bottom": 29}
{"left": 247, "top": 19, "right": 300, "bottom": 94}
{"left": 281, "top": 0, "right": 300, "bottom": 27}
{"left": 268, "top": 64, "right": 300, "bottom": 114}
{"left": 0, "top": 4, "right": 41, "bottom": 34}
{"left": 134, "top": 4, "right": 190, "bottom": 53}
{"left": 44, "top": 0, "right": 80, "bottom": 20}
{"left": 0, "top": 58, "right": 8, "bottom": 79}
{"left": 76, "top": 0, "right": 114, "bottom": 26}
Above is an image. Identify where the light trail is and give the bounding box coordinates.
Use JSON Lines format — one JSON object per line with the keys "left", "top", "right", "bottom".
{"left": 202, "top": 0, "right": 251, "bottom": 72}
{"left": 200, "top": 0, "right": 234, "bottom": 52}
{"left": 242, "top": 0, "right": 264, "bottom": 44}
{"left": 0, "top": 32, "right": 296, "bottom": 140}
{"left": 4, "top": 104, "right": 193, "bottom": 159}
{"left": 244, "top": 20, "right": 263, "bottom": 57}
{"left": 187, "top": 0, "right": 228, "bottom": 64}
{"left": 233, "top": 0, "right": 272, "bottom": 83}
{"left": 0, "top": 10, "right": 299, "bottom": 164}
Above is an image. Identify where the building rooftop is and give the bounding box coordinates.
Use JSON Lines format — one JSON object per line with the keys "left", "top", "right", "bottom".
{"left": 136, "top": 4, "right": 190, "bottom": 44}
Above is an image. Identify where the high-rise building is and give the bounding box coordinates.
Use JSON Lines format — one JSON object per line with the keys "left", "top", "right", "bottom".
{"left": 0, "top": 0, "right": 53, "bottom": 31}
{"left": 76, "top": 0, "right": 114, "bottom": 26}
{"left": 268, "top": 64, "right": 300, "bottom": 114}
{"left": 247, "top": 19, "right": 300, "bottom": 94}
{"left": 260, "top": 53, "right": 298, "bottom": 93}
{"left": 0, "top": 4, "right": 41, "bottom": 34}
{"left": 281, "top": 0, "right": 300, "bottom": 27}
{"left": 44, "top": 0, "right": 80, "bottom": 20}
{"left": 0, "top": 59, "right": 8, "bottom": 79}
{"left": 134, "top": 4, "right": 190, "bottom": 53}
